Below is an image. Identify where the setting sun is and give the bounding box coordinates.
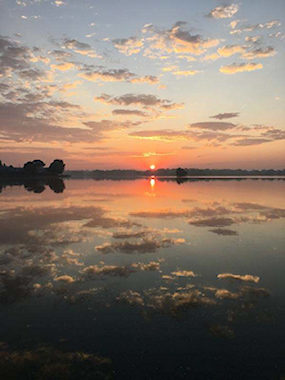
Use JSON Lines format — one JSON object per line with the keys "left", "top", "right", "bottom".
{"left": 150, "top": 165, "right": 156, "bottom": 170}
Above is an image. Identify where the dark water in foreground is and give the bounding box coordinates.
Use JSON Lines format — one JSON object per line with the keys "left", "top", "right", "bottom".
{"left": 0, "top": 178, "right": 284, "bottom": 379}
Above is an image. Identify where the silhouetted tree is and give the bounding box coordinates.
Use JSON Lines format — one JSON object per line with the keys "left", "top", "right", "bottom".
{"left": 48, "top": 159, "right": 65, "bottom": 175}
{"left": 23, "top": 160, "right": 45, "bottom": 175}
{"left": 32, "top": 159, "right": 45, "bottom": 169}
{"left": 23, "top": 161, "right": 37, "bottom": 175}
{"left": 48, "top": 178, "right": 65, "bottom": 193}
{"left": 176, "top": 167, "right": 188, "bottom": 177}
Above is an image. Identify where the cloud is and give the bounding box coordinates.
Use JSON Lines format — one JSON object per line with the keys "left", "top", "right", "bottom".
{"left": 60, "top": 80, "right": 82, "bottom": 92}
{"left": 217, "top": 45, "right": 245, "bottom": 57}
{"left": 207, "top": 4, "right": 239, "bottom": 19}
{"left": 262, "top": 128, "right": 285, "bottom": 141}
{"left": 78, "top": 68, "right": 135, "bottom": 82}
{"left": 171, "top": 270, "right": 197, "bottom": 277}
{"left": 83, "top": 214, "right": 141, "bottom": 229}
{"left": 201, "top": 53, "right": 220, "bottom": 62}
{"left": 230, "top": 20, "right": 242, "bottom": 29}
{"left": 0, "top": 346, "right": 112, "bottom": 377}
{"left": 117, "top": 290, "right": 145, "bottom": 306}
{"left": 230, "top": 20, "right": 281, "bottom": 34}
{"left": 54, "top": 275, "right": 76, "bottom": 283}
{"left": 112, "top": 37, "right": 143, "bottom": 55}
{"left": 148, "top": 289, "right": 216, "bottom": 316}
{"left": 54, "top": 0, "right": 66, "bottom": 6}
{"left": 95, "top": 237, "right": 184, "bottom": 254}
{"left": 217, "top": 273, "right": 260, "bottom": 283}
{"left": 189, "top": 217, "right": 235, "bottom": 227}
{"left": 215, "top": 289, "right": 239, "bottom": 300}
{"left": 239, "top": 286, "right": 270, "bottom": 299}
{"left": 245, "top": 36, "right": 262, "bottom": 44}
{"left": 129, "top": 128, "right": 236, "bottom": 143}
{"left": 78, "top": 68, "right": 159, "bottom": 85}
{"left": 232, "top": 138, "right": 272, "bottom": 146}
{"left": 50, "top": 49, "right": 73, "bottom": 61}
{"left": 0, "top": 101, "right": 134, "bottom": 143}
{"left": 210, "top": 112, "right": 239, "bottom": 120}
{"left": 112, "top": 230, "right": 148, "bottom": 239}
{"left": 94, "top": 93, "right": 184, "bottom": 110}
{"left": 130, "top": 206, "right": 234, "bottom": 219}
{"left": 51, "top": 62, "right": 76, "bottom": 71}
{"left": 143, "top": 22, "right": 219, "bottom": 57}
{"left": 171, "top": 70, "right": 200, "bottom": 77}
{"left": 220, "top": 62, "right": 263, "bottom": 74}
{"left": 190, "top": 122, "right": 236, "bottom": 131}
{"left": 112, "top": 109, "right": 148, "bottom": 117}
{"left": 82, "top": 265, "right": 135, "bottom": 277}
{"left": 130, "top": 75, "right": 159, "bottom": 85}
{"left": 129, "top": 129, "right": 190, "bottom": 142}
{"left": 131, "top": 260, "right": 161, "bottom": 271}
{"left": 62, "top": 38, "right": 97, "bottom": 57}
{"left": 241, "top": 47, "right": 276, "bottom": 60}
{"left": 210, "top": 228, "right": 238, "bottom": 236}
{"left": 0, "top": 35, "right": 38, "bottom": 77}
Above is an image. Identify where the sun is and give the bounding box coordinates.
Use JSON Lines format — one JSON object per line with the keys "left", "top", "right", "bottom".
{"left": 150, "top": 164, "right": 156, "bottom": 170}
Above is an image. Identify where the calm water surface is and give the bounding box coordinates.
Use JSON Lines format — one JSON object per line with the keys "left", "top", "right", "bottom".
{"left": 0, "top": 179, "right": 285, "bottom": 379}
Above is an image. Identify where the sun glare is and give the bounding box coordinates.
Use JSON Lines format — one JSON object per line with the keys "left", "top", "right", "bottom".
{"left": 150, "top": 164, "right": 156, "bottom": 170}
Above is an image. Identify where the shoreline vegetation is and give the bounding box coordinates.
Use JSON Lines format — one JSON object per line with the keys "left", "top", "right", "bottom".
{"left": 66, "top": 168, "right": 285, "bottom": 179}
{"left": 1, "top": 160, "right": 285, "bottom": 180}
{"left": 1, "top": 160, "right": 285, "bottom": 193}
{"left": 0, "top": 159, "right": 66, "bottom": 193}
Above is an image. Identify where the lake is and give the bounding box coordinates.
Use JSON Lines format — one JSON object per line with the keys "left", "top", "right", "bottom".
{"left": 0, "top": 178, "right": 284, "bottom": 379}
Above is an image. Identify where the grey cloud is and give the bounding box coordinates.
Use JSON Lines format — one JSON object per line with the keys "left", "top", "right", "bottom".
{"left": 112, "top": 37, "right": 143, "bottom": 55}
{"left": 0, "top": 35, "right": 33, "bottom": 76}
{"left": 95, "top": 237, "right": 183, "bottom": 254}
{"left": 83, "top": 264, "right": 135, "bottom": 278}
{"left": 0, "top": 101, "right": 139, "bottom": 143}
{"left": 142, "top": 21, "right": 219, "bottom": 56}
{"left": 147, "top": 289, "right": 216, "bottom": 317}
{"left": 189, "top": 217, "right": 235, "bottom": 227}
{"left": 112, "top": 231, "right": 148, "bottom": 239}
{"left": 130, "top": 206, "right": 235, "bottom": 221}
{"left": 210, "top": 228, "right": 238, "bottom": 236}
{"left": 18, "top": 68, "right": 47, "bottom": 80}
{"left": 94, "top": 93, "right": 183, "bottom": 110}
{"left": 62, "top": 38, "right": 95, "bottom": 54}
{"left": 190, "top": 122, "right": 236, "bottom": 131}
{"left": 210, "top": 112, "right": 239, "bottom": 120}
{"left": 232, "top": 138, "right": 272, "bottom": 146}
{"left": 112, "top": 109, "right": 148, "bottom": 117}
{"left": 242, "top": 47, "right": 276, "bottom": 60}
{"left": 78, "top": 68, "right": 159, "bottom": 85}
{"left": 84, "top": 216, "right": 141, "bottom": 229}
{"left": 117, "top": 290, "right": 145, "bottom": 306}
{"left": 233, "top": 202, "right": 268, "bottom": 211}
{"left": 0, "top": 205, "right": 134, "bottom": 247}
{"left": 50, "top": 49, "right": 73, "bottom": 61}
{"left": 262, "top": 128, "right": 285, "bottom": 141}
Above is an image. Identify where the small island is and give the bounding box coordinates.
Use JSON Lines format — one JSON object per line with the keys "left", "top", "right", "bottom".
{"left": 0, "top": 159, "right": 66, "bottom": 193}
{"left": 0, "top": 159, "right": 65, "bottom": 177}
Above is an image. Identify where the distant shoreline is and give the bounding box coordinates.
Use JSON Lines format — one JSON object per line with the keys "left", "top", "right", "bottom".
{"left": 65, "top": 168, "right": 285, "bottom": 180}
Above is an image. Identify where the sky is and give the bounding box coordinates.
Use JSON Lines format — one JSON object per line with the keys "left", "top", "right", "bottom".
{"left": 0, "top": 0, "right": 284, "bottom": 170}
